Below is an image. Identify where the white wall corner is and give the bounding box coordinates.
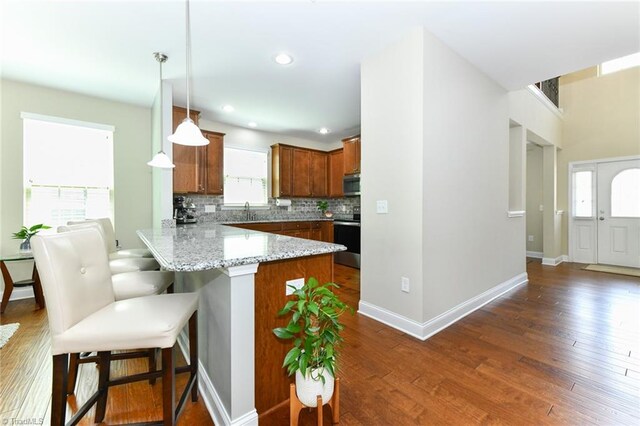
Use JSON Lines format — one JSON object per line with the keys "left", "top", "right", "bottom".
{"left": 360, "top": 272, "right": 528, "bottom": 341}
{"left": 178, "top": 332, "right": 258, "bottom": 426}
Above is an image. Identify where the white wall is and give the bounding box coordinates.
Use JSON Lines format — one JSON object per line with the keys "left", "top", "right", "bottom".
{"left": 558, "top": 67, "right": 640, "bottom": 254}
{"left": 420, "top": 29, "right": 522, "bottom": 321}
{"left": 0, "top": 79, "right": 152, "bottom": 290}
{"left": 198, "top": 118, "right": 342, "bottom": 153}
{"left": 360, "top": 28, "right": 525, "bottom": 335}
{"left": 360, "top": 28, "right": 425, "bottom": 323}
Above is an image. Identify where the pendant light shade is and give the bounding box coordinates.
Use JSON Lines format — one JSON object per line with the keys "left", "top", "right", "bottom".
{"left": 148, "top": 52, "right": 175, "bottom": 169}
{"left": 168, "top": 118, "right": 209, "bottom": 146}
{"left": 168, "top": 0, "right": 209, "bottom": 147}
{"left": 147, "top": 151, "right": 175, "bottom": 168}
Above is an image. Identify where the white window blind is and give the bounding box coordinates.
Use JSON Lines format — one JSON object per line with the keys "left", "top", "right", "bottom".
{"left": 23, "top": 115, "right": 114, "bottom": 229}
{"left": 223, "top": 147, "right": 268, "bottom": 205}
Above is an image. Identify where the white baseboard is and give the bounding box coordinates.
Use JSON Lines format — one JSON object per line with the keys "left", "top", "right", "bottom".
{"left": 358, "top": 272, "right": 528, "bottom": 341}
{"left": 0, "top": 287, "right": 34, "bottom": 303}
{"left": 542, "top": 255, "right": 568, "bottom": 266}
{"left": 526, "top": 251, "right": 543, "bottom": 259}
{"left": 177, "top": 332, "right": 258, "bottom": 426}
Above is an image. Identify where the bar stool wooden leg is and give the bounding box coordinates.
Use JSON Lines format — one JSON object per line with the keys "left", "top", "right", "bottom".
{"left": 148, "top": 348, "right": 157, "bottom": 385}
{"left": 51, "top": 354, "right": 69, "bottom": 426}
{"left": 67, "top": 353, "right": 80, "bottom": 395}
{"left": 189, "top": 312, "right": 199, "bottom": 402}
{"left": 162, "top": 347, "right": 176, "bottom": 426}
{"left": 95, "top": 351, "right": 111, "bottom": 423}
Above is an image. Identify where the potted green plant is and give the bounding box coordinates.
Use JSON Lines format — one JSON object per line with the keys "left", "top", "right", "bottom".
{"left": 12, "top": 224, "right": 51, "bottom": 254}
{"left": 316, "top": 200, "right": 332, "bottom": 218}
{"left": 273, "top": 277, "right": 351, "bottom": 407}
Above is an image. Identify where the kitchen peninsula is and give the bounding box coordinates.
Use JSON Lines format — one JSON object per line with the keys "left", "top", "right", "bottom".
{"left": 137, "top": 223, "right": 346, "bottom": 426}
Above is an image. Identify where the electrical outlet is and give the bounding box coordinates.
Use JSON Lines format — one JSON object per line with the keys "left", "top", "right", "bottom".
{"left": 204, "top": 205, "right": 216, "bottom": 213}
{"left": 285, "top": 278, "right": 305, "bottom": 296}
{"left": 376, "top": 200, "right": 388, "bottom": 214}
{"left": 401, "top": 277, "right": 410, "bottom": 293}
{"left": 528, "top": 235, "right": 534, "bottom": 242}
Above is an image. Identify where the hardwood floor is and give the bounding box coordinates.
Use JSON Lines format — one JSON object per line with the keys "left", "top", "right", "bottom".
{"left": 2, "top": 260, "right": 639, "bottom": 425}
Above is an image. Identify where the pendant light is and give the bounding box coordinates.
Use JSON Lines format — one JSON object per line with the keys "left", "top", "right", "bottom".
{"left": 148, "top": 52, "right": 176, "bottom": 169}
{"left": 168, "top": 0, "right": 209, "bottom": 146}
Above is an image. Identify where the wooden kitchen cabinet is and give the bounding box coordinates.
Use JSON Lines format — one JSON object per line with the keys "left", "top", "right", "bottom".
{"left": 342, "top": 135, "right": 361, "bottom": 175}
{"left": 172, "top": 106, "right": 225, "bottom": 194}
{"left": 203, "top": 130, "right": 225, "bottom": 195}
{"left": 328, "top": 148, "right": 344, "bottom": 197}
{"left": 310, "top": 151, "right": 328, "bottom": 197}
{"left": 292, "top": 148, "right": 311, "bottom": 196}
{"left": 173, "top": 106, "right": 201, "bottom": 193}
{"left": 272, "top": 144, "right": 329, "bottom": 198}
{"left": 272, "top": 145, "right": 293, "bottom": 197}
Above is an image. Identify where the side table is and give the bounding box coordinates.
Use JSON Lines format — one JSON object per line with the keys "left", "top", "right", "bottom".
{"left": 1, "top": 253, "right": 45, "bottom": 314}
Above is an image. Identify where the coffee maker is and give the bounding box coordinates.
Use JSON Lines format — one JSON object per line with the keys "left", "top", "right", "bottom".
{"left": 174, "top": 196, "right": 197, "bottom": 225}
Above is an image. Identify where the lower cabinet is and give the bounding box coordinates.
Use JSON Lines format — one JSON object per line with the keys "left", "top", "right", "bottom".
{"left": 230, "top": 221, "right": 333, "bottom": 243}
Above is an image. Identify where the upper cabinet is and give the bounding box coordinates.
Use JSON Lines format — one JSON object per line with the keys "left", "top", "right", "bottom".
{"left": 342, "top": 135, "right": 361, "bottom": 175}
{"left": 328, "top": 149, "right": 344, "bottom": 197}
{"left": 272, "top": 144, "right": 329, "bottom": 198}
{"left": 172, "top": 106, "right": 225, "bottom": 194}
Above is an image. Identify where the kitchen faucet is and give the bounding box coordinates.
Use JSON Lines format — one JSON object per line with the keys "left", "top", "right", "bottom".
{"left": 244, "top": 201, "right": 251, "bottom": 221}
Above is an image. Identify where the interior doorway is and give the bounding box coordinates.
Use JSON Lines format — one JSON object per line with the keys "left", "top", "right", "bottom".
{"left": 569, "top": 157, "right": 640, "bottom": 267}
{"left": 526, "top": 143, "right": 544, "bottom": 258}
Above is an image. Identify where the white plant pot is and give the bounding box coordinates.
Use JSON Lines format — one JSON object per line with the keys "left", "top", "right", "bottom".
{"left": 295, "top": 369, "right": 334, "bottom": 407}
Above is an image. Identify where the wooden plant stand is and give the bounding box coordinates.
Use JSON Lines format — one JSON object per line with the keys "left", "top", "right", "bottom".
{"left": 290, "top": 377, "right": 340, "bottom": 425}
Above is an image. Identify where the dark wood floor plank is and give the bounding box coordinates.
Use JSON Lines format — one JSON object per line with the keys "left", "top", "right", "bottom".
{"left": 2, "top": 260, "right": 639, "bottom": 425}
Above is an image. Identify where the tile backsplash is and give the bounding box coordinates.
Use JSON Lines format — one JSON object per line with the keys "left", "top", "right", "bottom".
{"left": 178, "top": 195, "right": 360, "bottom": 223}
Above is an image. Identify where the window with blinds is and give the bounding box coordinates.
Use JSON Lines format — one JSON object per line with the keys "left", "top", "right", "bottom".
{"left": 22, "top": 114, "right": 114, "bottom": 229}
{"left": 223, "top": 147, "right": 268, "bottom": 205}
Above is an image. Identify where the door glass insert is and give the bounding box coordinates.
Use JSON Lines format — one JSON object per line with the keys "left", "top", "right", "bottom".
{"left": 611, "top": 168, "right": 640, "bottom": 217}
{"left": 573, "top": 170, "right": 593, "bottom": 217}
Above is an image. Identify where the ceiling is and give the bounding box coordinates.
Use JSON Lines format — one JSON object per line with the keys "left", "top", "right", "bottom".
{"left": 2, "top": 1, "right": 639, "bottom": 143}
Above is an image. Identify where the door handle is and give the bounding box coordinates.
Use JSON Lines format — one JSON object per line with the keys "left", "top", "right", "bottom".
{"left": 599, "top": 217, "right": 605, "bottom": 221}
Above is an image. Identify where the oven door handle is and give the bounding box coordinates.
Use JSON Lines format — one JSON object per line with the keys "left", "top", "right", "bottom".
{"left": 334, "top": 221, "right": 361, "bottom": 227}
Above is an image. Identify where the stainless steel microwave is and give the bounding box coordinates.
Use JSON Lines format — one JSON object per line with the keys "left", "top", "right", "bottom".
{"left": 343, "top": 174, "right": 360, "bottom": 196}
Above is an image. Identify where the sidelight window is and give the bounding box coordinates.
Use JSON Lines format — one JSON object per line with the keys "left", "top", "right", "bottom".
{"left": 611, "top": 168, "right": 640, "bottom": 218}
{"left": 572, "top": 170, "right": 594, "bottom": 218}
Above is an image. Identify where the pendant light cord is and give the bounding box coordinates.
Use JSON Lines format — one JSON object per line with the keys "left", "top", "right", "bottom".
{"left": 185, "top": 0, "right": 191, "bottom": 117}
{"left": 158, "top": 54, "right": 164, "bottom": 152}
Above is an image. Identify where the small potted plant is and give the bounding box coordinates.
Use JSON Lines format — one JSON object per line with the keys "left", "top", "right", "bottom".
{"left": 273, "top": 277, "right": 351, "bottom": 407}
{"left": 12, "top": 224, "right": 51, "bottom": 254}
{"left": 316, "top": 200, "right": 332, "bottom": 218}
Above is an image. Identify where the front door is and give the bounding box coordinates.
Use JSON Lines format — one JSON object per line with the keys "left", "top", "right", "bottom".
{"left": 596, "top": 159, "right": 640, "bottom": 268}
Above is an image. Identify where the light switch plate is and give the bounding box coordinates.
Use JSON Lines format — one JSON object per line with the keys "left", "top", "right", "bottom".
{"left": 528, "top": 235, "right": 534, "bottom": 242}
{"left": 286, "top": 278, "right": 305, "bottom": 296}
{"left": 205, "top": 205, "right": 216, "bottom": 213}
{"left": 376, "top": 200, "right": 388, "bottom": 214}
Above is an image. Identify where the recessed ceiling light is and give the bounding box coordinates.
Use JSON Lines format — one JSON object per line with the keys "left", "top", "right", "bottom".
{"left": 319, "top": 128, "right": 330, "bottom": 135}
{"left": 222, "top": 105, "right": 235, "bottom": 113}
{"left": 274, "top": 53, "right": 294, "bottom": 65}
{"left": 248, "top": 122, "right": 258, "bottom": 128}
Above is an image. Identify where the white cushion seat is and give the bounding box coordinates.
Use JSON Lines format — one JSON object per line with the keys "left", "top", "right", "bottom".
{"left": 109, "top": 247, "right": 153, "bottom": 259}
{"left": 108, "top": 257, "right": 159, "bottom": 274}
{"left": 111, "top": 271, "right": 174, "bottom": 301}
{"left": 52, "top": 293, "right": 197, "bottom": 355}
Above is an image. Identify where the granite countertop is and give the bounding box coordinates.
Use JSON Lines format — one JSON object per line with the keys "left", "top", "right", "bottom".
{"left": 137, "top": 223, "right": 346, "bottom": 272}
